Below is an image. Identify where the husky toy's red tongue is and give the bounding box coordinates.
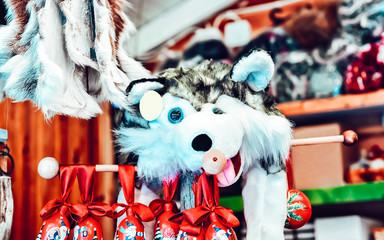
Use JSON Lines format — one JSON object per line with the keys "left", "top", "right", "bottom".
{"left": 216, "top": 159, "right": 236, "bottom": 186}
{"left": 202, "top": 149, "right": 236, "bottom": 186}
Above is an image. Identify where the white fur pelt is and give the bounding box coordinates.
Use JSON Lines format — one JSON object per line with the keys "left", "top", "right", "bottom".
{"left": 0, "top": 0, "right": 149, "bottom": 118}
{"left": 35, "top": 0, "right": 101, "bottom": 118}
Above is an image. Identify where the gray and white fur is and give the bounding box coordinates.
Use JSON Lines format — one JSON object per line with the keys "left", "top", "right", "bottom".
{"left": 116, "top": 50, "right": 292, "bottom": 240}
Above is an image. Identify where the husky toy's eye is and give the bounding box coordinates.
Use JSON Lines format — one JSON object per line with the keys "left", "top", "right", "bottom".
{"left": 212, "top": 107, "right": 224, "bottom": 114}
{"left": 168, "top": 107, "right": 184, "bottom": 124}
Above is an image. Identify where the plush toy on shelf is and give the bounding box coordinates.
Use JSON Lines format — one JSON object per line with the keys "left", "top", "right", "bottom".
{"left": 115, "top": 47, "right": 358, "bottom": 239}
{"left": 115, "top": 49, "right": 296, "bottom": 240}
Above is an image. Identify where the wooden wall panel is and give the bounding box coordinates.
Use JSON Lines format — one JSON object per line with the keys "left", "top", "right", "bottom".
{"left": 0, "top": 99, "right": 116, "bottom": 239}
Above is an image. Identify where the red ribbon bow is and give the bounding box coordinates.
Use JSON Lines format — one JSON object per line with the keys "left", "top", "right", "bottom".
{"left": 111, "top": 202, "right": 155, "bottom": 222}
{"left": 170, "top": 172, "right": 239, "bottom": 235}
{"left": 39, "top": 166, "right": 89, "bottom": 222}
{"left": 40, "top": 199, "right": 89, "bottom": 222}
{"left": 84, "top": 202, "right": 112, "bottom": 217}
{"left": 110, "top": 165, "right": 154, "bottom": 222}
{"left": 149, "top": 174, "right": 179, "bottom": 217}
{"left": 77, "top": 165, "right": 112, "bottom": 218}
{"left": 181, "top": 205, "right": 239, "bottom": 234}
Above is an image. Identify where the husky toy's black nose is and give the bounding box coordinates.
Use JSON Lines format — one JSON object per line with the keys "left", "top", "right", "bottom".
{"left": 192, "top": 134, "right": 212, "bottom": 152}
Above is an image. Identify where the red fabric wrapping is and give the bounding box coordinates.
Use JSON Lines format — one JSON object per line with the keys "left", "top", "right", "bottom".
{"left": 286, "top": 152, "right": 293, "bottom": 190}
{"left": 149, "top": 174, "right": 179, "bottom": 217}
{"left": 86, "top": 202, "right": 112, "bottom": 217}
{"left": 149, "top": 199, "right": 178, "bottom": 217}
{"left": 200, "top": 173, "right": 219, "bottom": 208}
{"left": 40, "top": 199, "right": 88, "bottom": 222}
{"left": 193, "top": 175, "right": 203, "bottom": 207}
{"left": 77, "top": 165, "right": 112, "bottom": 218}
{"left": 60, "top": 165, "right": 78, "bottom": 201}
{"left": 169, "top": 212, "right": 202, "bottom": 235}
{"left": 110, "top": 165, "right": 154, "bottom": 222}
{"left": 163, "top": 175, "right": 179, "bottom": 202}
{"left": 182, "top": 206, "right": 239, "bottom": 231}
{"left": 170, "top": 172, "right": 239, "bottom": 235}
{"left": 119, "top": 165, "right": 135, "bottom": 204}
{"left": 111, "top": 202, "right": 154, "bottom": 222}
{"left": 77, "top": 165, "right": 95, "bottom": 203}
{"left": 40, "top": 166, "right": 88, "bottom": 222}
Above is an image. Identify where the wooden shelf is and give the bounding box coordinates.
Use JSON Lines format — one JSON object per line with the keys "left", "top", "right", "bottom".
{"left": 277, "top": 90, "right": 384, "bottom": 117}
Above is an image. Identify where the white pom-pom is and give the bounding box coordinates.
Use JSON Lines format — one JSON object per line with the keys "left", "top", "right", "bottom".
{"left": 38, "top": 157, "right": 59, "bottom": 179}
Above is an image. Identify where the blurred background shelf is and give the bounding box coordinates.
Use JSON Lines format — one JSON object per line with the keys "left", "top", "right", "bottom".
{"left": 221, "top": 181, "right": 384, "bottom": 211}
{"left": 277, "top": 90, "right": 384, "bottom": 119}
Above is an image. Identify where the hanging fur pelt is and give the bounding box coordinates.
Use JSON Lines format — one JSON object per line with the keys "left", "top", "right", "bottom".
{"left": 0, "top": 0, "right": 149, "bottom": 118}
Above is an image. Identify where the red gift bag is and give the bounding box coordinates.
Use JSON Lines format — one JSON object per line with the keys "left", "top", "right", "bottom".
{"left": 73, "top": 165, "right": 112, "bottom": 239}
{"left": 37, "top": 166, "right": 87, "bottom": 240}
{"left": 111, "top": 165, "right": 154, "bottom": 240}
{"left": 172, "top": 173, "right": 239, "bottom": 240}
{"left": 149, "top": 175, "right": 180, "bottom": 240}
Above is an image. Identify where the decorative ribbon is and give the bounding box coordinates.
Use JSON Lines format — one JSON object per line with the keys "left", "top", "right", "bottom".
{"left": 110, "top": 202, "right": 155, "bottom": 222}
{"left": 149, "top": 174, "right": 179, "bottom": 217}
{"left": 77, "top": 165, "right": 112, "bottom": 218}
{"left": 180, "top": 205, "right": 239, "bottom": 234}
{"left": 286, "top": 152, "right": 293, "bottom": 190}
{"left": 110, "top": 165, "right": 154, "bottom": 222}
{"left": 170, "top": 172, "right": 239, "bottom": 235}
{"left": 40, "top": 199, "right": 88, "bottom": 222}
{"left": 39, "top": 166, "right": 88, "bottom": 222}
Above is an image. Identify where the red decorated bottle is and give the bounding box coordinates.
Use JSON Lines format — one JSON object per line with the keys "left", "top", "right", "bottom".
{"left": 117, "top": 208, "right": 145, "bottom": 240}
{"left": 154, "top": 203, "right": 179, "bottom": 240}
{"left": 205, "top": 212, "right": 236, "bottom": 240}
{"left": 73, "top": 216, "right": 103, "bottom": 240}
{"left": 177, "top": 228, "right": 205, "bottom": 240}
{"left": 36, "top": 207, "right": 70, "bottom": 240}
{"left": 285, "top": 189, "right": 312, "bottom": 229}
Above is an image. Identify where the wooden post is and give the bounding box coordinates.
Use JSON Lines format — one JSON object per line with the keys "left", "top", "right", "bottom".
{"left": 0, "top": 131, "right": 13, "bottom": 240}
{"left": 0, "top": 176, "right": 13, "bottom": 240}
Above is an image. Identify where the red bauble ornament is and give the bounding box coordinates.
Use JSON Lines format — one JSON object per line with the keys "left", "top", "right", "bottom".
{"left": 154, "top": 203, "right": 179, "bottom": 240}
{"left": 345, "top": 43, "right": 384, "bottom": 93}
{"left": 205, "top": 212, "right": 237, "bottom": 240}
{"left": 285, "top": 189, "right": 312, "bottom": 229}
{"left": 36, "top": 209, "right": 70, "bottom": 240}
{"left": 117, "top": 208, "right": 145, "bottom": 240}
{"left": 345, "top": 60, "right": 382, "bottom": 93}
{"left": 73, "top": 216, "right": 103, "bottom": 240}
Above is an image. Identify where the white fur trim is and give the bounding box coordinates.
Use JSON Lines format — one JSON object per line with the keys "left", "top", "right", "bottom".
{"left": 114, "top": 1, "right": 151, "bottom": 85}
{"left": 93, "top": 0, "right": 130, "bottom": 108}
{"left": 59, "top": 0, "right": 99, "bottom": 69}
{"left": 231, "top": 50, "right": 274, "bottom": 91}
{"left": 35, "top": 0, "right": 101, "bottom": 119}
{"left": 128, "top": 81, "right": 164, "bottom": 105}
{"left": 242, "top": 168, "right": 287, "bottom": 240}
{"left": 215, "top": 95, "right": 292, "bottom": 172}
{"left": 116, "top": 126, "right": 180, "bottom": 180}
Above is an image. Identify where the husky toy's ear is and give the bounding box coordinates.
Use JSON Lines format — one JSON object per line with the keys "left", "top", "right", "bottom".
{"left": 230, "top": 50, "right": 274, "bottom": 91}
{"left": 126, "top": 79, "right": 165, "bottom": 121}
{"left": 126, "top": 79, "right": 165, "bottom": 104}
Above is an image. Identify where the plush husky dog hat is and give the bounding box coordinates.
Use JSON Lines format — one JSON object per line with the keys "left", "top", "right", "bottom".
{"left": 117, "top": 50, "right": 292, "bottom": 239}
{"left": 117, "top": 50, "right": 291, "bottom": 180}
